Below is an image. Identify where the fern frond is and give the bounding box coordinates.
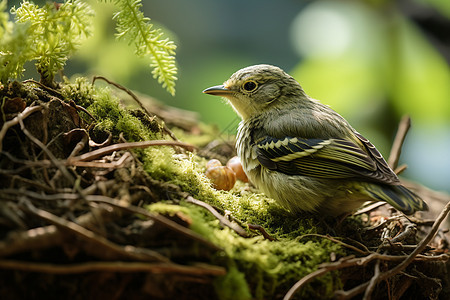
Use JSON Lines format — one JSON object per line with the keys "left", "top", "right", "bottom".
{"left": 0, "top": 0, "right": 12, "bottom": 37}
{"left": 102, "top": 0, "right": 178, "bottom": 95}
{"left": 0, "top": 1, "right": 31, "bottom": 83}
{"left": 1, "top": 0, "right": 94, "bottom": 86}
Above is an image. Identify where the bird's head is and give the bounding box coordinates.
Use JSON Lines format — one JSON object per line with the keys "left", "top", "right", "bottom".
{"left": 203, "top": 64, "right": 305, "bottom": 120}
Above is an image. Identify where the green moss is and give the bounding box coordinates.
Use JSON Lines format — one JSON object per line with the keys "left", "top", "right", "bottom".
{"left": 142, "top": 147, "right": 177, "bottom": 180}
{"left": 146, "top": 202, "right": 191, "bottom": 217}
{"left": 60, "top": 77, "right": 96, "bottom": 108}
{"left": 145, "top": 166, "right": 342, "bottom": 299}
{"left": 145, "top": 181, "right": 342, "bottom": 299}
{"left": 61, "top": 77, "right": 164, "bottom": 145}
{"left": 88, "top": 88, "right": 152, "bottom": 142}
{"left": 214, "top": 265, "right": 252, "bottom": 300}
{"left": 142, "top": 149, "right": 343, "bottom": 299}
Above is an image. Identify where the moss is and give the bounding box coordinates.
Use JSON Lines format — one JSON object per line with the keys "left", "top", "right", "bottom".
{"left": 214, "top": 265, "right": 252, "bottom": 300}
{"left": 146, "top": 202, "right": 192, "bottom": 217}
{"left": 60, "top": 77, "right": 96, "bottom": 108}
{"left": 145, "top": 187, "right": 342, "bottom": 299}
{"left": 142, "top": 147, "right": 178, "bottom": 181}
{"left": 62, "top": 77, "right": 164, "bottom": 144}
{"left": 140, "top": 148, "right": 343, "bottom": 299}
{"left": 145, "top": 168, "right": 342, "bottom": 299}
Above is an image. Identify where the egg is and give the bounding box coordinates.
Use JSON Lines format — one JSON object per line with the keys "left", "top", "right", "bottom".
{"left": 226, "top": 156, "right": 248, "bottom": 182}
{"left": 205, "top": 166, "right": 236, "bottom": 191}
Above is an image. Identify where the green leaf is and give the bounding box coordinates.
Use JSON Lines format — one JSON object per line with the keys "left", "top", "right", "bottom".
{"left": 1, "top": 0, "right": 94, "bottom": 85}
{"left": 290, "top": 8, "right": 449, "bottom": 126}
{"left": 103, "top": 0, "right": 178, "bottom": 95}
{"left": 389, "top": 18, "right": 450, "bottom": 124}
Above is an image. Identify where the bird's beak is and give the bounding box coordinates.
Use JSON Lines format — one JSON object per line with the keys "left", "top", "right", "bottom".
{"left": 202, "top": 85, "right": 233, "bottom": 96}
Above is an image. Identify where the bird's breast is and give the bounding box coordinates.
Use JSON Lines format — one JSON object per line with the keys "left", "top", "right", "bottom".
{"left": 236, "top": 120, "right": 261, "bottom": 175}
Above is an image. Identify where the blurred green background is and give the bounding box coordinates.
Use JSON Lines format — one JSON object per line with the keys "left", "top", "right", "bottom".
{"left": 9, "top": 0, "right": 450, "bottom": 192}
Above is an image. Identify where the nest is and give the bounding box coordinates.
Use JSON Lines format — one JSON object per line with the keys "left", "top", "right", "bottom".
{"left": 0, "top": 79, "right": 449, "bottom": 300}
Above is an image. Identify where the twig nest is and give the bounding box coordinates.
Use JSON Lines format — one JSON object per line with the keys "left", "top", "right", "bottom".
{"left": 226, "top": 156, "right": 248, "bottom": 183}
{"left": 205, "top": 165, "right": 236, "bottom": 191}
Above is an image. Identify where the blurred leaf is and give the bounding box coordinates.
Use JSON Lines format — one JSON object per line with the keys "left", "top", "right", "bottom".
{"left": 290, "top": 55, "right": 383, "bottom": 119}
{"left": 289, "top": 0, "right": 387, "bottom": 121}
{"left": 290, "top": 3, "right": 449, "bottom": 126}
{"left": 390, "top": 18, "right": 450, "bottom": 124}
{"left": 420, "top": 0, "right": 450, "bottom": 18}
{"left": 290, "top": 55, "right": 392, "bottom": 155}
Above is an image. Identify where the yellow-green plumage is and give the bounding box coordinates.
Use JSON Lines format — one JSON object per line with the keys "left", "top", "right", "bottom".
{"left": 203, "top": 64, "right": 427, "bottom": 216}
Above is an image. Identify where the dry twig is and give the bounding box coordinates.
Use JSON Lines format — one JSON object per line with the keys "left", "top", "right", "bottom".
{"left": 0, "top": 106, "right": 43, "bottom": 151}
{"left": 297, "top": 233, "right": 370, "bottom": 255}
{"left": 0, "top": 259, "right": 226, "bottom": 276}
{"left": 22, "top": 199, "right": 170, "bottom": 262}
{"left": 185, "top": 196, "right": 248, "bottom": 237}
{"left": 247, "top": 224, "right": 276, "bottom": 241}
{"left": 284, "top": 200, "right": 450, "bottom": 300}
{"left": 86, "top": 194, "right": 222, "bottom": 251}
{"left": 67, "top": 140, "right": 196, "bottom": 164}
{"left": 283, "top": 252, "right": 449, "bottom": 300}
{"left": 335, "top": 200, "right": 450, "bottom": 300}
{"left": 388, "top": 115, "right": 411, "bottom": 170}
{"left": 16, "top": 112, "right": 75, "bottom": 185}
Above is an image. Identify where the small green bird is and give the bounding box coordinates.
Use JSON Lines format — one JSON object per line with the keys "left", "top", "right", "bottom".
{"left": 203, "top": 64, "right": 427, "bottom": 216}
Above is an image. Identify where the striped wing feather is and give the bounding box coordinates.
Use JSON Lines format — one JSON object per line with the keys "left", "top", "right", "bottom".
{"left": 256, "top": 134, "right": 400, "bottom": 185}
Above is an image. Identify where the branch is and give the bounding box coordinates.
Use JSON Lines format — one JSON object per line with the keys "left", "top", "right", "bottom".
{"left": 67, "top": 140, "right": 196, "bottom": 164}
{"left": 284, "top": 199, "right": 450, "bottom": 300}
{"left": 22, "top": 199, "right": 169, "bottom": 263}
{"left": 0, "top": 260, "right": 226, "bottom": 276}
{"left": 184, "top": 196, "right": 248, "bottom": 238}
{"left": 335, "top": 200, "right": 450, "bottom": 299}
{"left": 283, "top": 252, "right": 449, "bottom": 300}
{"left": 0, "top": 106, "right": 43, "bottom": 151}
{"left": 388, "top": 115, "right": 411, "bottom": 170}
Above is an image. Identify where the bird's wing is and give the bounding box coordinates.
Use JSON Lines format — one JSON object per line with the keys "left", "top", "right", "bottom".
{"left": 255, "top": 135, "right": 400, "bottom": 184}
{"left": 353, "top": 131, "right": 397, "bottom": 182}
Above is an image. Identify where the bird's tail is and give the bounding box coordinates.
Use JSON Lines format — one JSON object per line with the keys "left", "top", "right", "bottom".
{"left": 362, "top": 183, "right": 428, "bottom": 215}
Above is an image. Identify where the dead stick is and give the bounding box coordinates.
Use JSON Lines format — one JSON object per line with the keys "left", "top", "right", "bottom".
{"left": 185, "top": 196, "right": 248, "bottom": 238}
{"left": 67, "top": 140, "right": 196, "bottom": 163}
{"left": 388, "top": 115, "right": 411, "bottom": 170}
{"left": 363, "top": 259, "right": 381, "bottom": 300}
{"left": 23, "top": 199, "right": 169, "bottom": 262}
{"left": 335, "top": 200, "right": 450, "bottom": 299}
{"left": 0, "top": 106, "right": 43, "bottom": 151}
{"left": 18, "top": 112, "right": 75, "bottom": 185}
{"left": 0, "top": 181, "right": 113, "bottom": 258}
{"left": 0, "top": 189, "right": 222, "bottom": 253}
{"left": 23, "top": 79, "right": 64, "bottom": 98}
{"left": 284, "top": 219, "right": 450, "bottom": 300}
{"left": 283, "top": 253, "right": 448, "bottom": 300}
{"left": 248, "top": 224, "right": 275, "bottom": 241}
{"left": 85, "top": 194, "right": 222, "bottom": 251}
{"left": 373, "top": 200, "right": 450, "bottom": 283}
{"left": 297, "top": 233, "right": 370, "bottom": 255}
{"left": 0, "top": 260, "right": 226, "bottom": 276}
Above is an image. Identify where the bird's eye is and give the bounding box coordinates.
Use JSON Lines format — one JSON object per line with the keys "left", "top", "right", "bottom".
{"left": 242, "top": 80, "right": 258, "bottom": 92}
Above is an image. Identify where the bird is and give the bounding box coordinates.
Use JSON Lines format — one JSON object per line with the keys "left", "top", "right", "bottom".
{"left": 203, "top": 64, "right": 427, "bottom": 216}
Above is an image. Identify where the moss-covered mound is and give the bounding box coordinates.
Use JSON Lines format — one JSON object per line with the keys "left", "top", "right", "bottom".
{"left": 0, "top": 78, "right": 447, "bottom": 300}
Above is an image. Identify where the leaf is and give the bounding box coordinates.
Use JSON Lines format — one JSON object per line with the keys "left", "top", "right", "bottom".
{"left": 105, "top": 0, "right": 178, "bottom": 95}
{"left": 389, "top": 18, "right": 450, "bottom": 123}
